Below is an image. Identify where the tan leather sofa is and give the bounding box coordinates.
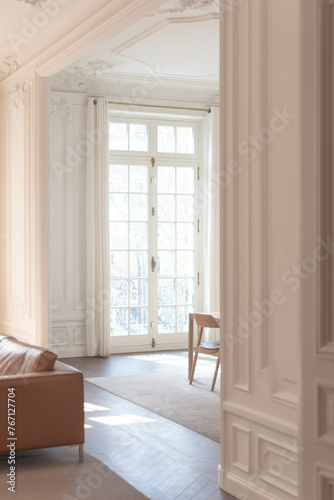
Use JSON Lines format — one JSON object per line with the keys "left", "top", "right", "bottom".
{"left": 0, "top": 335, "right": 84, "bottom": 460}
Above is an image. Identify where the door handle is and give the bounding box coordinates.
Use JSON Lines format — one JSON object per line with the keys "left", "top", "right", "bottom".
{"left": 151, "top": 256, "right": 157, "bottom": 272}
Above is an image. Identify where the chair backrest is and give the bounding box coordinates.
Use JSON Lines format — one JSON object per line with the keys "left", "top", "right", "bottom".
{"left": 193, "top": 313, "right": 219, "bottom": 329}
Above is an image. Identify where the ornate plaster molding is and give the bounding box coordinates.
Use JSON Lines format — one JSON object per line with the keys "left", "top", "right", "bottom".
{"left": 52, "top": 59, "right": 127, "bottom": 92}
{"left": 50, "top": 99, "right": 72, "bottom": 124}
{"left": 0, "top": 52, "right": 21, "bottom": 83}
{"left": 7, "top": 82, "right": 28, "bottom": 110}
{"left": 151, "top": 0, "right": 220, "bottom": 16}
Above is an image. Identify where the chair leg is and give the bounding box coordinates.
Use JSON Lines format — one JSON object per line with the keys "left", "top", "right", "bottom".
{"left": 211, "top": 355, "right": 220, "bottom": 391}
{"left": 189, "top": 326, "right": 204, "bottom": 385}
{"left": 189, "top": 349, "right": 199, "bottom": 385}
{"left": 79, "top": 444, "right": 84, "bottom": 462}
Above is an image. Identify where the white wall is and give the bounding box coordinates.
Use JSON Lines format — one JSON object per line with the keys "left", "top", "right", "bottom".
{"left": 220, "top": 0, "right": 301, "bottom": 498}
{"left": 0, "top": 72, "right": 49, "bottom": 346}
{"left": 49, "top": 89, "right": 217, "bottom": 357}
{"left": 299, "top": 0, "right": 334, "bottom": 498}
{"left": 0, "top": 2, "right": 330, "bottom": 497}
{"left": 50, "top": 92, "right": 88, "bottom": 357}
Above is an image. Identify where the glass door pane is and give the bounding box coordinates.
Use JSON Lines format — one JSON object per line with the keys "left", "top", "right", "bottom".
{"left": 156, "top": 164, "right": 195, "bottom": 336}
{"left": 109, "top": 164, "right": 150, "bottom": 338}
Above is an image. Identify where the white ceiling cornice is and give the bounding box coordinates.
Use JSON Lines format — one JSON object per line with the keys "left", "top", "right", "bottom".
{"left": 151, "top": 0, "right": 219, "bottom": 16}
{"left": 51, "top": 67, "right": 219, "bottom": 94}
{"left": 50, "top": 10, "right": 219, "bottom": 94}
{"left": 0, "top": 0, "right": 168, "bottom": 87}
{"left": 112, "top": 13, "right": 219, "bottom": 54}
{"left": 15, "top": 0, "right": 46, "bottom": 6}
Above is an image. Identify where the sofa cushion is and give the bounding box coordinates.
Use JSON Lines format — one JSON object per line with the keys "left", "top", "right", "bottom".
{"left": 0, "top": 335, "right": 58, "bottom": 375}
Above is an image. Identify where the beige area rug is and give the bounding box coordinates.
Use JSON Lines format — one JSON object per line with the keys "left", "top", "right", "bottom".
{"left": 0, "top": 446, "right": 147, "bottom": 500}
{"left": 86, "top": 364, "right": 220, "bottom": 442}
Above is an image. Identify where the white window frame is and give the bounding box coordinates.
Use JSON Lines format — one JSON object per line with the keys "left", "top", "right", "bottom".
{"left": 109, "top": 117, "right": 151, "bottom": 158}
{"left": 108, "top": 110, "right": 202, "bottom": 353}
{"left": 152, "top": 119, "right": 199, "bottom": 159}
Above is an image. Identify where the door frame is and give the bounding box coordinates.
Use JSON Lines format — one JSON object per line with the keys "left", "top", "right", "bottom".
{"left": 108, "top": 114, "right": 201, "bottom": 352}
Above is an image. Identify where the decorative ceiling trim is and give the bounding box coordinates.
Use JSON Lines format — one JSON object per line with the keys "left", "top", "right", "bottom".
{"left": 53, "top": 59, "right": 127, "bottom": 92}
{"left": 0, "top": 52, "right": 21, "bottom": 84}
{"left": 15, "top": 0, "right": 46, "bottom": 6}
{"left": 112, "top": 14, "right": 219, "bottom": 54}
{"left": 96, "top": 70, "right": 219, "bottom": 88}
{"left": 151, "top": 0, "right": 220, "bottom": 16}
{"left": 50, "top": 75, "right": 220, "bottom": 109}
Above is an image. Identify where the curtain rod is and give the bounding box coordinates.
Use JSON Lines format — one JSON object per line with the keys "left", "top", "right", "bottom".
{"left": 93, "top": 99, "right": 211, "bottom": 113}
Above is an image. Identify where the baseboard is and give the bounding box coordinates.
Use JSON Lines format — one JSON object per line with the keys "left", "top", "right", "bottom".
{"left": 109, "top": 342, "right": 189, "bottom": 354}
{"left": 53, "top": 343, "right": 189, "bottom": 357}
{"left": 53, "top": 345, "right": 87, "bottom": 358}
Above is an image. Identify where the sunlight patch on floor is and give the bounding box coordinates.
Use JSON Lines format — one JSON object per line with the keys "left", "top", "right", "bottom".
{"left": 130, "top": 352, "right": 216, "bottom": 368}
{"left": 89, "top": 414, "right": 156, "bottom": 426}
{"left": 84, "top": 402, "right": 110, "bottom": 412}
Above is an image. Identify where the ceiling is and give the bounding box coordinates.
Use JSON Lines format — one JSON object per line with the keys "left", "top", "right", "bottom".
{"left": 50, "top": 0, "right": 220, "bottom": 97}
{"left": 0, "top": 0, "right": 220, "bottom": 100}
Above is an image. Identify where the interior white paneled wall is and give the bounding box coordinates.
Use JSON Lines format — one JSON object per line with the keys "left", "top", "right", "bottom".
{"left": 0, "top": 73, "right": 49, "bottom": 347}
{"left": 50, "top": 92, "right": 88, "bottom": 357}
{"left": 220, "top": 0, "right": 301, "bottom": 499}
{"left": 300, "top": 0, "right": 334, "bottom": 499}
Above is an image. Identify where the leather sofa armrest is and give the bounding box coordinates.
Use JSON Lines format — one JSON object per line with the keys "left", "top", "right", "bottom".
{"left": 0, "top": 362, "right": 85, "bottom": 453}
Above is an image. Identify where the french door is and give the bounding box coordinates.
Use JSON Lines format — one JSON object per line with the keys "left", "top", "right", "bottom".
{"left": 109, "top": 116, "right": 199, "bottom": 351}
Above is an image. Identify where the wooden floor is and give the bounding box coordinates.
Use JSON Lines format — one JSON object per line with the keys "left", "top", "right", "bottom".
{"left": 62, "top": 351, "right": 236, "bottom": 500}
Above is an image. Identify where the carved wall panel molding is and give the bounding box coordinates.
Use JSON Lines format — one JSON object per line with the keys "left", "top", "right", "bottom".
{"left": 258, "top": 435, "right": 298, "bottom": 498}
{"left": 317, "top": 467, "right": 334, "bottom": 500}
{"left": 50, "top": 325, "right": 69, "bottom": 346}
{"left": 231, "top": 425, "right": 251, "bottom": 474}
{"left": 317, "top": 382, "right": 334, "bottom": 446}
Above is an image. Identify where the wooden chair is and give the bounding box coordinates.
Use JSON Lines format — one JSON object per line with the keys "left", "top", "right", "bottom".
{"left": 189, "top": 313, "right": 220, "bottom": 391}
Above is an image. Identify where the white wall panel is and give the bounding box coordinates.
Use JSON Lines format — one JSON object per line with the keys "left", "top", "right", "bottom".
{"left": 72, "top": 104, "right": 87, "bottom": 313}
{"left": 300, "top": 0, "right": 334, "bottom": 498}
{"left": 220, "top": 0, "right": 300, "bottom": 498}
{"left": 317, "top": 382, "right": 334, "bottom": 447}
{"left": 50, "top": 92, "right": 87, "bottom": 357}
{"left": 50, "top": 100, "right": 70, "bottom": 312}
{"left": 317, "top": 467, "right": 334, "bottom": 500}
{"left": 0, "top": 76, "right": 42, "bottom": 343}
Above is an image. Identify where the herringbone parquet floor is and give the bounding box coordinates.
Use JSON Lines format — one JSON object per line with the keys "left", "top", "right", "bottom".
{"left": 62, "top": 351, "right": 236, "bottom": 500}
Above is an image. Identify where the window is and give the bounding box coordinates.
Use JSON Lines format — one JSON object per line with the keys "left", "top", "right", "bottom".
{"left": 109, "top": 122, "right": 149, "bottom": 152}
{"left": 109, "top": 115, "right": 199, "bottom": 349}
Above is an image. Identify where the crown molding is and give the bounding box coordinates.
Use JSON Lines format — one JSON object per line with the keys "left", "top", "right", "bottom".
{"left": 16, "top": 0, "right": 46, "bottom": 5}
{"left": 97, "top": 71, "right": 219, "bottom": 88}
{"left": 112, "top": 13, "right": 219, "bottom": 54}
{"left": 51, "top": 58, "right": 128, "bottom": 92}
{"left": 36, "top": 0, "right": 167, "bottom": 78}
{"left": 152, "top": 0, "right": 220, "bottom": 17}
{"left": 0, "top": 0, "right": 167, "bottom": 90}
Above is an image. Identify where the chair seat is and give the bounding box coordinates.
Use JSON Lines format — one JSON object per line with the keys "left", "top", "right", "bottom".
{"left": 199, "top": 341, "right": 220, "bottom": 350}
